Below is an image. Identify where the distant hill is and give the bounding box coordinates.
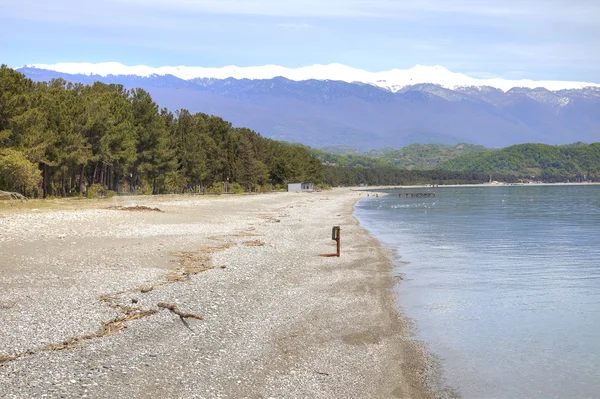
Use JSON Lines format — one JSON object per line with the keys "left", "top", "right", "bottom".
{"left": 439, "top": 142, "right": 600, "bottom": 182}
{"left": 309, "top": 141, "right": 600, "bottom": 183}
{"left": 311, "top": 143, "right": 488, "bottom": 169}
{"left": 378, "top": 143, "right": 488, "bottom": 169}
{"left": 319, "top": 145, "right": 365, "bottom": 156}
{"left": 289, "top": 144, "right": 393, "bottom": 169}
{"left": 17, "top": 65, "right": 600, "bottom": 149}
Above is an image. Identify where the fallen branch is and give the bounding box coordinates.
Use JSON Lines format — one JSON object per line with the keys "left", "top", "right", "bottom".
{"left": 0, "top": 190, "right": 27, "bottom": 201}
{"left": 157, "top": 302, "right": 203, "bottom": 321}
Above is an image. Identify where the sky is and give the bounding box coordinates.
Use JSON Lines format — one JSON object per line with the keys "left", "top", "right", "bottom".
{"left": 1, "top": 0, "right": 599, "bottom": 82}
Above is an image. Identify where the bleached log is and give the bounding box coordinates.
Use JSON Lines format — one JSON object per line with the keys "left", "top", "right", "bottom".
{"left": 0, "top": 190, "right": 27, "bottom": 201}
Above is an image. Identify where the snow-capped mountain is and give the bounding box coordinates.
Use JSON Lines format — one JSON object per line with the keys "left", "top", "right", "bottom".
{"left": 23, "top": 62, "right": 600, "bottom": 93}
{"left": 15, "top": 63, "right": 600, "bottom": 149}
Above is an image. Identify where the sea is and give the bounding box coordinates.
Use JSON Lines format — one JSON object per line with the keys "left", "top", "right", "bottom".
{"left": 354, "top": 185, "right": 600, "bottom": 399}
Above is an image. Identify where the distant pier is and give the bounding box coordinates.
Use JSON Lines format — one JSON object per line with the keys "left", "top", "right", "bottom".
{"left": 399, "top": 192, "right": 436, "bottom": 198}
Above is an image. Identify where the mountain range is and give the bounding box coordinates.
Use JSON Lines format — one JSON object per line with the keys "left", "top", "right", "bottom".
{"left": 16, "top": 63, "right": 600, "bottom": 149}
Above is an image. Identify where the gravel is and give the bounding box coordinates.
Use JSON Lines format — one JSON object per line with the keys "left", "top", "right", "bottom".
{"left": 0, "top": 190, "right": 434, "bottom": 398}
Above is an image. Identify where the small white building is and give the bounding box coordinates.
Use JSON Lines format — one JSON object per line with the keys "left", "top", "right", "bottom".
{"left": 288, "top": 182, "right": 314, "bottom": 192}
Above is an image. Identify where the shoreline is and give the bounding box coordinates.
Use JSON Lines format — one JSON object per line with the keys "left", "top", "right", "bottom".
{"left": 351, "top": 181, "right": 600, "bottom": 191}
{"left": 352, "top": 195, "right": 460, "bottom": 399}
{"left": 1, "top": 188, "right": 434, "bottom": 398}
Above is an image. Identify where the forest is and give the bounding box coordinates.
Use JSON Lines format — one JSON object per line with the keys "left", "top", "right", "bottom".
{"left": 439, "top": 142, "right": 600, "bottom": 182}
{"left": 323, "top": 165, "right": 518, "bottom": 186}
{"left": 311, "top": 143, "right": 487, "bottom": 169}
{"left": 313, "top": 142, "right": 600, "bottom": 184}
{"left": 290, "top": 143, "right": 393, "bottom": 169}
{"left": 0, "top": 65, "right": 323, "bottom": 198}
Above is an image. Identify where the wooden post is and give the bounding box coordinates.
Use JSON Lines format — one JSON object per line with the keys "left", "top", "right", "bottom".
{"left": 336, "top": 227, "right": 341, "bottom": 257}
{"left": 321, "top": 226, "right": 341, "bottom": 257}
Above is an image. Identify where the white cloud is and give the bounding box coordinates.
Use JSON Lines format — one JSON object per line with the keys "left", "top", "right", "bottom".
{"left": 128, "top": 0, "right": 600, "bottom": 25}
{"left": 3, "top": 0, "right": 599, "bottom": 22}
{"left": 277, "top": 23, "right": 313, "bottom": 29}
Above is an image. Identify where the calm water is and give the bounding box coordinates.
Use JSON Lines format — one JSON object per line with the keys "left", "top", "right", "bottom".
{"left": 354, "top": 185, "right": 600, "bottom": 399}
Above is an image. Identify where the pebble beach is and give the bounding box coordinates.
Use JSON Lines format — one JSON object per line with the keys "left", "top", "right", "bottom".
{"left": 0, "top": 189, "right": 432, "bottom": 399}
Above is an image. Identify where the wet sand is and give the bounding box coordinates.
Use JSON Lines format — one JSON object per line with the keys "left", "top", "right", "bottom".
{"left": 0, "top": 189, "right": 432, "bottom": 398}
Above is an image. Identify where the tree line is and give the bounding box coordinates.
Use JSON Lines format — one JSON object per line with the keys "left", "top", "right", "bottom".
{"left": 0, "top": 65, "right": 323, "bottom": 197}
{"left": 288, "top": 143, "right": 393, "bottom": 169}
{"left": 323, "top": 165, "right": 518, "bottom": 186}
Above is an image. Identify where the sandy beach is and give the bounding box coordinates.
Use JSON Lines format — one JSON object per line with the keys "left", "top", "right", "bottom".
{"left": 0, "top": 189, "right": 433, "bottom": 399}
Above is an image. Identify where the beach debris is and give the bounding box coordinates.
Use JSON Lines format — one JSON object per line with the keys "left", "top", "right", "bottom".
{"left": 166, "top": 266, "right": 215, "bottom": 282}
{"left": 139, "top": 285, "right": 154, "bottom": 293}
{"left": 235, "top": 226, "right": 256, "bottom": 232}
{"left": 198, "top": 244, "right": 235, "bottom": 253}
{"left": 0, "top": 351, "right": 34, "bottom": 365}
{"left": 97, "top": 294, "right": 160, "bottom": 337}
{"left": 0, "top": 228, "right": 252, "bottom": 366}
{"left": 99, "top": 291, "right": 127, "bottom": 303}
{"left": 157, "top": 302, "right": 203, "bottom": 321}
{"left": 208, "top": 233, "right": 261, "bottom": 241}
{"left": 243, "top": 240, "right": 265, "bottom": 247}
{"left": 47, "top": 307, "right": 158, "bottom": 351}
{"left": 0, "top": 190, "right": 27, "bottom": 202}
{"left": 107, "top": 205, "right": 163, "bottom": 212}
{"left": 0, "top": 299, "right": 158, "bottom": 365}
{"left": 168, "top": 250, "right": 218, "bottom": 282}
{"left": 0, "top": 301, "right": 17, "bottom": 310}
{"left": 257, "top": 215, "right": 281, "bottom": 223}
{"left": 94, "top": 309, "right": 158, "bottom": 337}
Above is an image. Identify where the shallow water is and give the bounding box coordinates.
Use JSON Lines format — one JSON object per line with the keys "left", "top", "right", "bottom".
{"left": 355, "top": 185, "right": 600, "bottom": 399}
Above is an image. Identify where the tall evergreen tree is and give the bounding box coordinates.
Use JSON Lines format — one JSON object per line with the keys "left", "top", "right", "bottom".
{"left": 0, "top": 66, "right": 327, "bottom": 196}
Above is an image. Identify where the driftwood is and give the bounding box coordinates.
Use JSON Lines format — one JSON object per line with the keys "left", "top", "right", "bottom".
{"left": 0, "top": 190, "right": 27, "bottom": 201}
{"left": 157, "top": 302, "right": 203, "bottom": 321}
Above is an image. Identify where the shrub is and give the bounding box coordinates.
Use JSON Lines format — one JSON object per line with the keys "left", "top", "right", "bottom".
{"left": 208, "top": 182, "right": 224, "bottom": 194}
{"left": 260, "top": 183, "right": 273, "bottom": 193}
{"left": 0, "top": 149, "right": 41, "bottom": 194}
{"left": 87, "top": 184, "right": 107, "bottom": 199}
{"left": 135, "top": 180, "right": 153, "bottom": 195}
{"left": 165, "top": 171, "right": 188, "bottom": 194}
{"left": 232, "top": 182, "right": 244, "bottom": 194}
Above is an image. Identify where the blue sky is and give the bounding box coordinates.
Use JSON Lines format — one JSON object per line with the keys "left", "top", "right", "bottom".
{"left": 2, "top": 0, "right": 599, "bottom": 81}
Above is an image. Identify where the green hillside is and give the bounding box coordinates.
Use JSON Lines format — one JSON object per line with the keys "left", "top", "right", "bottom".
{"left": 439, "top": 142, "right": 600, "bottom": 182}
{"left": 318, "top": 145, "right": 366, "bottom": 156}
{"left": 290, "top": 144, "right": 394, "bottom": 168}
{"left": 379, "top": 143, "right": 488, "bottom": 169}
{"left": 307, "top": 143, "right": 487, "bottom": 169}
